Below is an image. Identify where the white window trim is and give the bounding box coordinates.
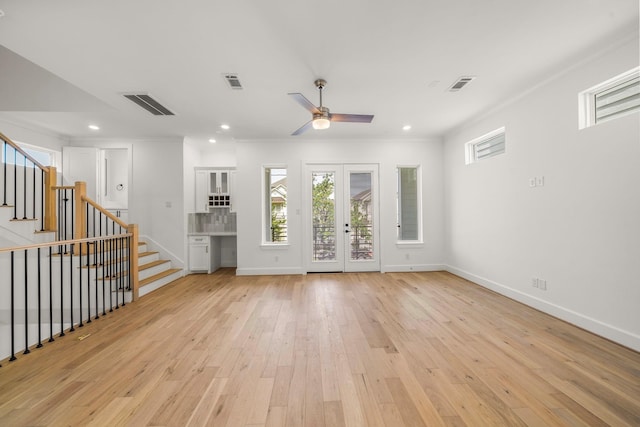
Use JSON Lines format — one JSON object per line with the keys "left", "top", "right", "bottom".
{"left": 465, "top": 127, "right": 506, "bottom": 165}
{"left": 396, "top": 164, "right": 423, "bottom": 244}
{"left": 262, "top": 164, "right": 288, "bottom": 246}
{"left": 579, "top": 66, "right": 640, "bottom": 130}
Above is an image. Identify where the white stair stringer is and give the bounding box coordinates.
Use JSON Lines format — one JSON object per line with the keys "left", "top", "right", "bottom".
{"left": 138, "top": 268, "right": 182, "bottom": 297}
{"left": 135, "top": 240, "right": 183, "bottom": 298}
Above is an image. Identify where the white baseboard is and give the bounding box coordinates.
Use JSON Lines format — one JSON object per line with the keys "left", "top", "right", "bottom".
{"left": 382, "top": 264, "right": 445, "bottom": 273}
{"left": 236, "top": 266, "right": 304, "bottom": 276}
{"left": 445, "top": 265, "right": 640, "bottom": 352}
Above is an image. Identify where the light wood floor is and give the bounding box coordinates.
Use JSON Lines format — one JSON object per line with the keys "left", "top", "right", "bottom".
{"left": 1, "top": 270, "right": 639, "bottom": 426}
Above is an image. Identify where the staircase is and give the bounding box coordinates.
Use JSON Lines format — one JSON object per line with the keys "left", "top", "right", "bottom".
{"left": 1, "top": 209, "right": 182, "bottom": 297}
{"left": 137, "top": 242, "right": 182, "bottom": 297}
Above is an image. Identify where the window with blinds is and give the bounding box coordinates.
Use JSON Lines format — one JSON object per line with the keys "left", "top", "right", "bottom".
{"left": 594, "top": 74, "right": 639, "bottom": 124}
{"left": 579, "top": 67, "right": 640, "bottom": 129}
{"left": 465, "top": 127, "right": 506, "bottom": 164}
{"left": 397, "top": 166, "right": 420, "bottom": 241}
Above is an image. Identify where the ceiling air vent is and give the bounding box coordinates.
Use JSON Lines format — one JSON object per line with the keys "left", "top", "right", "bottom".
{"left": 223, "top": 73, "right": 243, "bottom": 90}
{"left": 448, "top": 76, "right": 476, "bottom": 92}
{"left": 123, "top": 93, "right": 174, "bottom": 116}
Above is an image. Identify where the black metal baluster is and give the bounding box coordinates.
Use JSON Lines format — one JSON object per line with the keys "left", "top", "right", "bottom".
{"left": 13, "top": 146, "right": 17, "bottom": 219}
{"left": 10, "top": 251, "right": 16, "bottom": 361}
{"left": 108, "top": 238, "right": 113, "bottom": 312}
{"left": 70, "top": 189, "right": 75, "bottom": 244}
{"left": 86, "top": 241, "right": 92, "bottom": 323}
{"left": 49, "top": 246, "right": 54, "bottom": 343}
{"left": 37, "top": 247, "right": 42, "bottom": 348}
{"left": 57, "top": 190, "right": 61, "bottom": 242}
{"left": 121, "top": 237, "right": 125, "bottom": 306}
{"left": 22, "top": 155, "right": 27, "bottom": 219}
{"left": 2, "top": 141, "right": 7, "bottom": 206}
{"left": 59, "top": 242, "right": 65, "bottom": 337}
{"left": 40, "top": 168, "right": 45, "bottom": 231}
{"left": 78, "top": 241, "right": 83, "bottom": 329}
{"left": 100, "top": 214, "right": 106, "bottom": 316}
{"left": 23, "top": 249, "right": 30, "bottom": 354}
{"left": 95, "top": 243, "right": 99, "bottom": 320}
{"left": 32, "top": 161, "right": 36, "bottom": 220}
{"left": 115, "top": 236, "right": 120, "bottom": 309}
{"left": 63, "top": 189, "right": 68, "bottom": 251}
{"left": 70, "top": 243, "right": 75, "bottom": 332}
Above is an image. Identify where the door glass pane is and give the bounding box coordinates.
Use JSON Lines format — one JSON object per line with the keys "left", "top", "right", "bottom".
{"left": 312, "top": 172, "right": 336, "bottom": 261}
{"left": 349, "top": 172, "right": 373, "bottom": 260}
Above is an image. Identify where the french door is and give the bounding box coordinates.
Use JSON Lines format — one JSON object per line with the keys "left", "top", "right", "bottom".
{"left": 304, "top": 164, "right": 379, "bottom": 272}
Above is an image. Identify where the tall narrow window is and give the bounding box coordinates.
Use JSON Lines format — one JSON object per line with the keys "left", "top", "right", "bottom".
{"left": 397, "top": 166, "right": 420, "bottom": 241}
{"left": 264, "top": 167, "right": 287, "bottom": 243}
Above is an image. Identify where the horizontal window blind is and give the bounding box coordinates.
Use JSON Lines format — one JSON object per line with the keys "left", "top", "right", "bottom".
{"left": 474, "top": 132, "right": 505, "bottom": 161}
{"left": 595, "top": 75, "right": 640, "bottom": 123}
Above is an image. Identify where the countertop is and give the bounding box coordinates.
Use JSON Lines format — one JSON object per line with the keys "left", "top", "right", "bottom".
{"left": 188, "top": 232, "right": 237, "bottom": 237}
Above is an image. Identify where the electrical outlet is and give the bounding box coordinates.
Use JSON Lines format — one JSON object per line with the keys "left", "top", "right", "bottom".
{"left": 529, "top": 178, "right": 536, "bottom": 188}
{"left": 539, "top": 279, "right": 547, "bottom": 290}
{"left": 532, "top": 278, "right": 539, "bottom": 288}
{"left": 536, "top": 176, "right": 545, "bottom": 187}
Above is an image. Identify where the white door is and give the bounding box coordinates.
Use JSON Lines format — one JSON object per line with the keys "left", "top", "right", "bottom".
{"left": 62, "top": 147, "right": 99, "bottom": 200}
{"left": 305, "top": 164, "right": 379, "bottom": 273}
{"left": 99, "top": 149, "right": 128, "bottom": 209}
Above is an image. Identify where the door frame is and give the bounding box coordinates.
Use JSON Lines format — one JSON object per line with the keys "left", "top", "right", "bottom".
{"left": 302, "top": 163, "right": 380, "bottom": 273}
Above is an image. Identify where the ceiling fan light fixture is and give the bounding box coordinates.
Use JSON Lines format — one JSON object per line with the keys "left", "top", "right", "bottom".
{"left": 312, "top": 117, "right": 331, "bottom": 130}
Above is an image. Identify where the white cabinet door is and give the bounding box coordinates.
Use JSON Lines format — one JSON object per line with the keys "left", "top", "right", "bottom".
{"left": 189, "top": 242, "right": 209, "bottom": 272}
{"left": 195, "top": 170, "right": 209, "bottom": 213}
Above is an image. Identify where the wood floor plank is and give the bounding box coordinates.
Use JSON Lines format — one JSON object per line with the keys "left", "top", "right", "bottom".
{"left": 0, "top": 270, "right": 639, "bottom": 426}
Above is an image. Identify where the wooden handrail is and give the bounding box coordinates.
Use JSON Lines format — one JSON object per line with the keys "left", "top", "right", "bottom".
{"left": 0, "top": 131, "right": 48, "bottom": 171}
{"left": 0, "top": 232, "right": 132, "bottom": 254}
{"left": 82, "top": 195, "right": 128, "bottom": 229}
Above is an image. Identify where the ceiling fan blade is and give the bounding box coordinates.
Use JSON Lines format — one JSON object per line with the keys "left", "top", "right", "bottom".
{"left": 291, "top": 120, "right": 314, "bottom": 136}
{"left": 330, "top": 113, "right": 374, "bottom": 123}
{"left": 288, "top": 93, "right": 321, "bottom": 114}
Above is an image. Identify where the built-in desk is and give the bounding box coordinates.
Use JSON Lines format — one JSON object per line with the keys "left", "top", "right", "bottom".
{"left": 188, "top": 232, "right": 237, "bottom": 273}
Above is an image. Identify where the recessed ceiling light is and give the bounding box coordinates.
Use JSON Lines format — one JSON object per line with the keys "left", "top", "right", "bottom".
{"left": 402, "top": 125, "right": 412, "bottom": 131}
{"left": 209, "top": 139, "right": 216, "bottom": 143}
{"left": 88, "top": 124, "right": 100, "bottom": 130}
{"left": 220, "top": 124, "right": 230, "bottom": 130}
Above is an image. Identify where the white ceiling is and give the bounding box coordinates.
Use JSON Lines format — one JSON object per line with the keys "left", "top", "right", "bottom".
{"left": 0, "top": 0, "right": 637, "bottom": 143}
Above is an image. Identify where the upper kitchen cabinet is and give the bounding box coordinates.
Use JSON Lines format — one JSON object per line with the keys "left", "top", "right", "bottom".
{"left": 194, "top": 168, "right": 234, "bottom": 212}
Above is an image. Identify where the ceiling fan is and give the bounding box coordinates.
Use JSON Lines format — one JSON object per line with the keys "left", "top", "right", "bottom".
{"left": 288, "top": 79, "right": 374, "bottom": 135}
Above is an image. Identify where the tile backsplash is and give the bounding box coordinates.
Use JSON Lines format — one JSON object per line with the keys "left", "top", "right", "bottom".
{"left": 188, "top": 209, "right": 237, "bottom": 233}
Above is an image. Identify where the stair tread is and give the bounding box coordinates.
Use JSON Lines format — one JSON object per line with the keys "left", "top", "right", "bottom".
{"left": 138, "top": 251, "right": 159, "bottom": 258}
{"left": 139, "top": 268, "right": 181, "bottom": 287}
{"left": 139, "top": 259, "right": 170, "bottom": 271}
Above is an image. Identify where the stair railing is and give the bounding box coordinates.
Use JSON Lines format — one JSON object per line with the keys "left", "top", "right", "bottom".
{"left": 0, "top": 132, "right": 57, "bottom": 232}
{"left": 81, "top": 193, "right": 139, "bottom": 300}
{"left": 0, "top": 232, "right": 133, "bottom": 365}
{"left": 52, "top": 181, "right": 139, "bottom": 300}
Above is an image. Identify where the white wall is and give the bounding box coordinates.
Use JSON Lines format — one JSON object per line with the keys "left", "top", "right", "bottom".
{"left": 130, "top": 139, "right": 185, "bottom": 265}
{"left": 0, "top": 118, "right": 66, "bottom": 154}
{"left": 443, "top": 37, "right": 640, "bottom": 351}
{"left": 70, "top": 138, "right": 185, "bottom": 266}
{"left": 234, "top": 139, "right": 444, "bottom": 275}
